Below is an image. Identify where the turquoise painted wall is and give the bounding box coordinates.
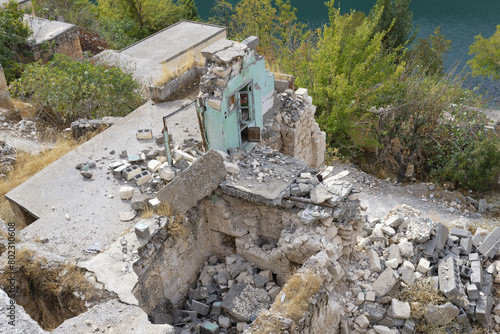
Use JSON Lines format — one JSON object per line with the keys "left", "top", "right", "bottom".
{"left": 201, "top": 53, "right": 275, "bottom": 152}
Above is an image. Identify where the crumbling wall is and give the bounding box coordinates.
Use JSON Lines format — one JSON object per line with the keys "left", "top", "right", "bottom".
{"left": 132, "top": 210, "right": 212, "bottom": 313}
{"left": 264, "top": 88, "right": 326, "bottom": 168}
{"left": 33, "top": 26, "right": 82, "bottom": 62}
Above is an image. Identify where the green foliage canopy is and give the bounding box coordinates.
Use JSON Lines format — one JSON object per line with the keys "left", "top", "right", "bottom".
{"left": 0, "top": 0, "right": 32, "bottom": 83}
{"left": 468, "top": 25, "right": 500, "bottom": 80}
{"left": 10, "top": 54, "right": 144, "bottom": 128}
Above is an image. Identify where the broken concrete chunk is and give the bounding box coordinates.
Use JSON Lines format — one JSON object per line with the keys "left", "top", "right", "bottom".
{"left": 310, "top": 184, "right": 333, "bottom": 204}
{"left": 223, "top": 161, "right": 240, "bottom": 174}
{"left": 148, "top": 159, "right": 162, "bottom": 172}
{"left": 160, "top": 166, "right": 178, "bottom": 181}
{"left": 134, "top": 222, "right": 150, "bottom": 239}
{"left": 424, "top": 302, "right": 459, "bottom": 326}
{"left": 391, "top": 299, "right": 411, "bottom": 319}
{"left": 119, "top": 186, "right": 134, "bottom": 200}
{"left": 406, "top": 217, "right": 434, "bottom": 243}
{"left": 363, "top": 302, "right": 387, "bottom": 323}
{"left": 119, "top": 211, "right": 136, "bottom": 222}
{"left": 221, "top": 284, "right": 269, "bottom": 322}
{"left": 385, "top": 216, "right": 403, "bottom": 229}
{"left": 450, "top": 227, "right": 471, "bottom": 238}
{"left": 372, "top": 268, "right": 399, "bottom": 297}
{"left": 477, "top": 227, "right": 500, "bottom": 259}
{"left": 368, "top": 249, "right": 382, "bottom": 273}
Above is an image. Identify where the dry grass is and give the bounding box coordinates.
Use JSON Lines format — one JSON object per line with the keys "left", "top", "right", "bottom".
{"left": 252, "top": 270, "right": 322, "bottom": 333}
{"left": 141, "top": 202, "right": 190, "bottom": 241}
{"left": 0, "top": 135, "right": 92, "bottom": 228}
{"left": 396, "top": 279, "right": 472, "bottom": 333}
{"left": 0, "top": 248, "right": 95, "bottom": 330}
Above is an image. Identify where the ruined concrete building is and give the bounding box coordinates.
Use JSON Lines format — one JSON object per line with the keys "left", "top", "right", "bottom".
{"left": 1, "top": 20, "right": 499, "bottom": 334}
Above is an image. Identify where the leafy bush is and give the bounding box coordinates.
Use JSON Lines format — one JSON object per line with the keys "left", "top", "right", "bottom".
{"left": 0, "top": 0, "right": 32, "bottom": 83}
{"left": 10, "top": 54, "right": 144, "bottom": 128}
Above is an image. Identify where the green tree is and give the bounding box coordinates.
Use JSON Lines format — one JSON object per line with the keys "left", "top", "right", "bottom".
{"left": 32, "top": 0, "right": 98, "bottom": 29}
{"left": 208, "top": 0, "right": 236, "bottom": 34}
{"left": 0, "top": 0, "right": 32, "bottom": 83}
{"left": 179, "top": 0, "right": 199, "bottom": 21}
{"left": 407, "top": 27, "right": 451, "bottom": 75}
{"left": 371, "top": 0, "right": 416, "bottom": 51}
{"left": 468, "top": 25, "right": 500, "bottom": 80}
{"left": 302, "top": 1, "right": 404, "bottom": 151}
{"left": 10, "top": 54, "right": 144, "bottom": 128}
{"left": 98, "top": 0, "right": 182, "bottom": 36}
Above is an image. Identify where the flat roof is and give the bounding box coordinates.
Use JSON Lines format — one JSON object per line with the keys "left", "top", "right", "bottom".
{"left": 96, "top": 20, "right": 226, "bottom": 86}
{"left": 7, "top": 100, "right": 201, "bottom": 261}
{"left": 24, "top": 14, "right": 75, "bottom": 45}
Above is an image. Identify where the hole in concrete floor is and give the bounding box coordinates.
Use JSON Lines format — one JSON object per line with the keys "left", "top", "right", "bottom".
{"left": 0, "top": 248, "right": 106, "bottom": 330}
{"left": 148, "top": 254, "right": 282, "bottom": 333}
{"left": 8, "top": 199, "right": 38, "bottom": 229}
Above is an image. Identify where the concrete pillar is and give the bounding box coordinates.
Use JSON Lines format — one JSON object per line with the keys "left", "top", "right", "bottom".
{"left": 0, "top": 64, "right": 14, "bottom": 109}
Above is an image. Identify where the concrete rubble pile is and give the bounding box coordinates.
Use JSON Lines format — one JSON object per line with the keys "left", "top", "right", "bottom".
{"left": 148, "top": 254, "right": 281, "bottom": 334}
{"left": 77, "top": 128, "right": 204, "bottom": 213}
{"left": 347, "top": 204, "right": 500, "bottom": 333}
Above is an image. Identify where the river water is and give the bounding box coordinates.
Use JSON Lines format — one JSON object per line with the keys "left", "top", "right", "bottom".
{"left": 196, "top": 0, "right": 500, "bottom": 105}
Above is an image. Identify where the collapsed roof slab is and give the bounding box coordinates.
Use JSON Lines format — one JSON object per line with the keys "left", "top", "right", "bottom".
{"left": 6, "top": 100, "right": 201, "bottom": 262}
{"left": 220, "top": 149, "right": 308, "bottom": 206}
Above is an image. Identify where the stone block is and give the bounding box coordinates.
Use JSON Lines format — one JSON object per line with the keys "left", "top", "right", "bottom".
{"left": 467, "top": 283, "right": 479, "bottom": 300}
{"left": 450, "top": 227, "right": 471, "bottom": 238}
{"left": 417, "top": 258, "right": 430, "bottom": 274}
{"left": 119, "top": 186, "right": 134, "bottom": 200}
{"left": 476, "top": 295, "right": 493, "bottom": 326}
{"left": 218, "top": 316, "right": 231, "bottom": 329}
{"left": 400, "top": 267, "right": 416, "bottom": 286}
{"left": 134, "top": 170, "right": 152, "bottom": 186}
{"left": 122, "top": 165, "right": 141, "bottom": 180}
{"left": 211, "top": 301, "right": 222, "bottom": 315}
{"left": 363, "top": 302, "right": 386, "bottom": 323}
{"left": 391, "top": 299, "right": 411, "bottom": 319}
{"left": 388, "top": 244, "right": 402, "bottom": 264}
{"left": 134, "top": 222, "right": 150, "bottom": 239}
{"left": 372, "top": 325, "right": 394, "bottom": 334}
{"left": 136, "top": 129, "right": 153, "bottom": 140}
{"left": 191, "top": 300, "right": 210, "bottom": 316}
{"left": 154, "top": 134, "right": 164, "bottom": 145}
{"left": 471, "top": 260, "right": 483, "bottom": 289}
{"left": 399, "top": 241, "right": 414, "bottom": 258}
{"left": 435, "top": 223, "right": 449, "bottom": 250}
{"left": 407, "top": 217, "right": 434, "bottom": 243}
{"left": 478, "top": 227, "right": 500, "bottom": 258}
{"left": 460, "top": 237, "right": 472, "bottom": 255}
{"left": 223, "top": 161, "right": 240, "bottom": 174}
{"left": 401, "top": 321, "right": 415, "bottom": 334}
{"left": 372, "top": 268, "right": 399, "bottom": 297}
{"left": 355, "top": 314, "right": 370, "bottom": 329}
{"left": 201, "top": 321, "right": 220, "bottom": 334}
{"left": 148, "top": 159, "right": 162, "bottom": 172}
{"left": 385, "top": 216, "right": 403, "bottom": 229}
{"left": 368, "top": 249, "right": 382, "bottom": 273}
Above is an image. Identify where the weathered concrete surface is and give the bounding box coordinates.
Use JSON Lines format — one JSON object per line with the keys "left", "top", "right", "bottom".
{"left": 79, "top": 218, "right": 160, "bottom": 305}
{"left": 0, "top": 289, "right": 48, "bottom": 334}
{"left": 7, "top": 100, "right": 200, "bottom": 261}
{"left": 25, "top": 15, "right": 82, "bottom": 61}
{"left": 96, "top": 20, "right": 226, "bottom": 86}
{"left": 52, "top": 299, "right": 175, "bottom": 334}
{"left": 157, "top": 149, "right": 226, "bottom": 214}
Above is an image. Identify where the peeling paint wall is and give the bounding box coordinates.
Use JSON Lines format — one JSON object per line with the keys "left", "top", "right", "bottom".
{"left": 197, "top": 38, "right": 275, "bottom": 151}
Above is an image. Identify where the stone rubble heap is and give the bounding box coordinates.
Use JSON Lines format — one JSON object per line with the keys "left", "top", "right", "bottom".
{"left": 344, "top": 204, "right": 500, "bottom": 333}
{"left": 148, "top": 254, "right": 281, "bottom": 334}
{"left": 69, "top": 117, "right": 122, "bottom": 139}
{"left": 0, "top": 140, "right": 16, "bottom": 175}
